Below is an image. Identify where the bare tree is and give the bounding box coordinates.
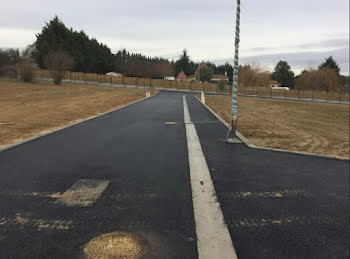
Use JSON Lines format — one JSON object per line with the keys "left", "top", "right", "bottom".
{"left": 17, "top": 60, "right": 34, "bottom": 82}
{"left": 44, "top": 51, "right": 73, "bottom": 85}
{"left": 238, "top": 63, "right": 271, "bottom": 88}
{"left": 296, "top": 68, "right": 342, "bottom": 92}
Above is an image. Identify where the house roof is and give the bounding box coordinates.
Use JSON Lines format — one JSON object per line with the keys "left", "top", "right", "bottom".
{"left": 212, "top": 74, "right": 229, "bottom": 80}
{"left": 177, "top": 70, "right": 188, "bottom": 79}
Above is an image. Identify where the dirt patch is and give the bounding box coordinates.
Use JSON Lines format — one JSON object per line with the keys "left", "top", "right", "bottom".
{"left": 203, "top": 95, "right": 349, "bottom": 158}
{"left": 0, "top": 79, "right": 155, "bottom": 147}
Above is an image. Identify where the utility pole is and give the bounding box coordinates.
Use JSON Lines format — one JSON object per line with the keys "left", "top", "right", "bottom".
{"left": 227, "top": 0, "right": 241, "bottom": 143}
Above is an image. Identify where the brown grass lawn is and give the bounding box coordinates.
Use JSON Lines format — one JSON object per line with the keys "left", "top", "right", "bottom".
{"left": 0, "top": 79, "right": 155, "bottom": 147}
{"left": 203, "top": 95, "right": 349, "bottom": 158}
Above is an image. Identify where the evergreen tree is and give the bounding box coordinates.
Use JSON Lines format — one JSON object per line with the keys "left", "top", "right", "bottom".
{"left": 197, "top": 66, "right": 214, "bottom": 82}
{"left": 174, "top": 49, "right": 196, "bottom": 76}
{"left": 271, "top": 61, "right": 295, "bottom": 87}
{"left": 34, "top": 16, "right": 114, "bottom": 74}
{"left": 319, "top": 56, "right": 341, "bottom": 75}
{"left": 114, "top": 49, "right": 173, "bottom": 78}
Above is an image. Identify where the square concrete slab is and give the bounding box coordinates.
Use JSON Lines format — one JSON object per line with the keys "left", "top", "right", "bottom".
{"left": 55, "top": 179, "right": 110, "bottom": 207}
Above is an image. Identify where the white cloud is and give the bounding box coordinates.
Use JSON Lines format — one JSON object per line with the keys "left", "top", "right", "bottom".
{"left": 0, "top": 0, "right": 349, "bottom": 74}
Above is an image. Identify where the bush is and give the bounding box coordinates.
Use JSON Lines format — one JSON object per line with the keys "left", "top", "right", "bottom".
{"left": 197, "top": 66, "right": 214, "bottom": 82}
{"left": 17, "top": 61, "right": 34, "bottom": 82}
{"left": 43, "top": 51, "right": 73, "bottom": 85}
{"left": 238, "top": 64, "right": 271, "bottom": 88}
{"left": 217, "top": 80, "right": 226, "bottom": 93}
{"left": 296, "top": 68, "right": 342, "bottom": 91}
{"left": 0, "top": 65, "right": 17, "bottom": 78}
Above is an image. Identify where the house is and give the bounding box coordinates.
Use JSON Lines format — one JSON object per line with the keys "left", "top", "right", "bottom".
{"left": 177, "top": 70, "right": 188, "bottom": 81}
{"left": 106, "top": 72, "right": 123, "bottom": 77}
{"left": 196, "top": 61, "right": 229, "bottom": 83}
{"left": 269, "top": 80, "right": 280, "bottom": 88}
{"left": 211, "top": 74, "right": 229, "bottom": 83}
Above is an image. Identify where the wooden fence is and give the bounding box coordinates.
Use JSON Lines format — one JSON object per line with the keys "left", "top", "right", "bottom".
{"left": 239, "top": 87, "right": 350, "bottom": 103}
{"left": 33, "top": 69, "right": 232, "bottom": 94}
{"left": 33, "top": 70, "right": 350, "bottom": 103}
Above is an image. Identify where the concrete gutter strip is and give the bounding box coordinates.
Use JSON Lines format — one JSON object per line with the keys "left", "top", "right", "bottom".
{"left": 0, "top": 92, "right": 159, "bottom": 153}
{"left": 193, "top": 95, "right": 349, "bottom": 161}
{"left": 183, "top": 95, "right": 238, "bottom": 259}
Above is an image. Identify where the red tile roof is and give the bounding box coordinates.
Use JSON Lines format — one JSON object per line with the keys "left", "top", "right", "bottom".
{"left": 212, "top": 74, "right": 229, "bottom": 80}
{"left": 177, "top": 70, "right": 188, "bottom": 80}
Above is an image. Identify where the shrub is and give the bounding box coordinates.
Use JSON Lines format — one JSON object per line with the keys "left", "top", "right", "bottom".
{"left": 217, "top": 80, "right": 226, "bottom": 93}
{"left": 197, "top": 66, "right": 214, "bottom": 82}
{"left": 0, "top": 65, "right": 17, "bottom": 78}
{"left": 238, "top": 63, "right": 271, "bottom": 89}
{"left": 296, "top": 68, "right": 342, "bottom": 91}
{"left": 17, "top": 60, "right": 34, "bottom": 82}
{"left": 43, "top": 51, "right": 73, "bottom": 85}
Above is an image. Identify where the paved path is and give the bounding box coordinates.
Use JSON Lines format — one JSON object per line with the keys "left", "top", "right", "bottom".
{"left": 0, "top": 92, "right": 196, "bottom": 258}
{"left": 186, "top": 94, "right": 349, "bottom": 258}
{"left": 0, "top": 91, "right": 348, "bottom": 258}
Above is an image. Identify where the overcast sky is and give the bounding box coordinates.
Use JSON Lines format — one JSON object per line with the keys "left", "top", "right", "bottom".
{"left": 1, "top": 0, "right": 349, "bottom": 75}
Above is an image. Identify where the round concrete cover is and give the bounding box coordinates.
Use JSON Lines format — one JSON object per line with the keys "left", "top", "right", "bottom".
{"left": 83, "top": 231, "right": 149, "bottom": 259}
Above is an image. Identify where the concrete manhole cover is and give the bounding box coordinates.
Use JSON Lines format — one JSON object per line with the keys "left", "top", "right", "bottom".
{"left": 83, "top": 231, "right": 149, "bottom": 259}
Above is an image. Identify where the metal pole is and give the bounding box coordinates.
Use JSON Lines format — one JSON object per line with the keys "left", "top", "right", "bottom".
{"left": 227, "top": 0, "right": 241, "bottom": 142}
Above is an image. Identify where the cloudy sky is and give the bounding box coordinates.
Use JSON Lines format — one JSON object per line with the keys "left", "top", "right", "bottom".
{"left": 1, "top": 0, "right": 349, "bottom": 75}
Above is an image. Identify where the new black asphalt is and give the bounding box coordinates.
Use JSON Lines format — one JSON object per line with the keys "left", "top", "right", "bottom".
{"left": 186, "top": 94, "right": 349, "bottom": 259}
{"left": 0, "top": 90, "right": 348, "bottom": 259}
{"left": 0, "top": 91, "right": 197, "bottom": 258}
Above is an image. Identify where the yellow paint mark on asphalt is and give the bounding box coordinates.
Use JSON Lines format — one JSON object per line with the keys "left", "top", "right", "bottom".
{"left": 272, "top": 220, "right": 282, "bottom": 224}
{"left": 14, "top": 214, "right": 29, "bottom": 224}
{"left": 219, "top": 189, "right": 307, "bottom": 199}
{"left": 46, "top": 192, "right": 63, "bottom": 198}
{"left": 242, "top": 192, "right": 252, "bottom": 197}
{"left": 163, "top": 121, "right": 176, "bottom": 125}
{"left": 0, "top": 214, "right": 72, "bottom": 231}
{"left": 227, "top": 216, "right": 336, "bottom": 229}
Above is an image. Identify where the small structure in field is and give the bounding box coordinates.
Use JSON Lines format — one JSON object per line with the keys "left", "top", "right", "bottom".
{"left": 211, "top": 74, "right": 229, "bottom": 83}
{"left": 195, "top": 61, "right": 229, "bottom": 83}
{"left": 106, "top": 72, "right": 123, "bottom": 77}
{"left": 269, "top": 80, "right": 280, "bottom": 88}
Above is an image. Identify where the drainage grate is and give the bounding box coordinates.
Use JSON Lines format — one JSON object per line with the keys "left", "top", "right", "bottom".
{"left": 83, "top": 231, "right": 149, "bottom": 259}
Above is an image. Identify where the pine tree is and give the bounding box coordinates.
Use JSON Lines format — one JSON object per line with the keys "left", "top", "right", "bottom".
{"left": 319, "top": 56, "right": 340, "bottom": 75}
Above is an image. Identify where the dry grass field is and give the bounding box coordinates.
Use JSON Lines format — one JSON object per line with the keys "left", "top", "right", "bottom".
{"left": 0, "top": 79, "right": 154, "bottom": 147}
{"left": 203, "top": 95, "right": 349, "bottom": 158}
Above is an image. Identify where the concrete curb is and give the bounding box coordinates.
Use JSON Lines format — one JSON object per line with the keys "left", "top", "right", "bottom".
{"left": 0, "top": 91, "right": 159, "bottom": 153}
{"left": 193, "top": 95, "right": 349, "bottom": 161}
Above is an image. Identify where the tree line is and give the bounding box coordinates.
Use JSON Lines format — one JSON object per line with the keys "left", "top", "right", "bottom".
{"left": 0, "top": 16, "right": 348, "bottom": 90}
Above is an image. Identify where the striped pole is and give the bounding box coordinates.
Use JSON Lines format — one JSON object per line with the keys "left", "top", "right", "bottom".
{"left": 228, "top": 0, "right": 241, "bottom": 141}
